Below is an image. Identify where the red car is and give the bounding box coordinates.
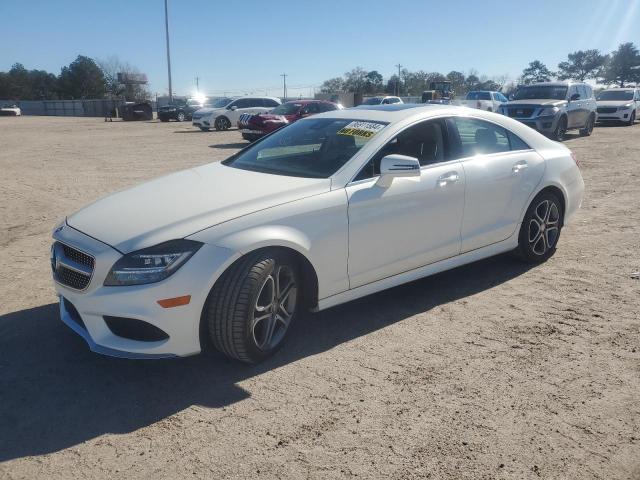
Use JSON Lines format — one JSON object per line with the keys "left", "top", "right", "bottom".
{"left": 237, "top": 100, "right": 342, "bottom": 141}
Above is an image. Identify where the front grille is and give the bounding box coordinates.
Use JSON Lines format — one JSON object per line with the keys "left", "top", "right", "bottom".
{"left": 62, "top": 244, "right": 94, "bottom": 269}
{"left": 597, "top": 107, "right": 617, "bottom": 114}
{"left": 507, "top": 107, "right": 535, "bottom": 118}
{"left": 192, "top": 113, "right": 203, "bottom": 120}
{"left": 52, "top": 242, "right": 94, "bottom": 290}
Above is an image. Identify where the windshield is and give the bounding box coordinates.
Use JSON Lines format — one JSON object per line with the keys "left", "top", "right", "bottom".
{"left": 270, "top": 103, "right": 303, "bottom": 115}
{"left": 187, "top": 99, "right": 205, "bottom": 106}
{"left": 597, "top": 90, "right": 634, "bottom": 101}
{"left": 514, "top": 86, "right": 568, "bottom": 100}
{"left": 224, "top": 118, "right": 388, "bottom": 178}
{"left": 466, "top": 91, "right": 491, "bottom": 100}
{"left": 212, "top": 97, "right": 233, "bottom": 108}
{"left": 362, "top": 97, "right": 382, "bottom": 105}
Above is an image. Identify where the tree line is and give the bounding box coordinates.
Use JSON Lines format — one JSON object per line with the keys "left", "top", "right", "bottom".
{"left": 320, "top": 42, "right": 640, "bottom": 96}
{"left": 0, "top": 55, "right": 150, "bottom": 101}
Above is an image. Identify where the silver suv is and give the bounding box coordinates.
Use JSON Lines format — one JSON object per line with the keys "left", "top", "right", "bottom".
{"left": 498, "top": 81, "right": 597, "bottom": 141}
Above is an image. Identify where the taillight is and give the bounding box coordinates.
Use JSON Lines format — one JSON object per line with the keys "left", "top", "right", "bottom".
{"left": 570, "top": 152, "right": 581, "bottom": 168}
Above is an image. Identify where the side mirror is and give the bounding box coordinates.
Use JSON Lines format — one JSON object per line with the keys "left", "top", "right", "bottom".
{"left": 569, "top": 93, "right": 580, "bottom": 101}
{"left": 376, "top": 154, "right": 420, "bottom": 187}
{"left": 229, "top": 105, "right": 238, "bottom": 111}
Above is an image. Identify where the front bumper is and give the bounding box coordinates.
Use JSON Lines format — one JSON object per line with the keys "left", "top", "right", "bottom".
{"left": 511, "top": 114, "right": 559, "bottom": 134}
{"left": 596, "top": 109, "right": 632, "bottom": 121}
{"left": 192, "top": 117, "right": 210, "bottom": 128}
{"left": 52, "top": 224, "right": 238, "bottom": 358}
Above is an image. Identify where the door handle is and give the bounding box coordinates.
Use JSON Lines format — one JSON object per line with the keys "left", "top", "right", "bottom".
{"left": 512, "top": 161, "right": 528, "bottom": 174}
{"left": 437, "top": 172, "right": 459, "bottom": 187}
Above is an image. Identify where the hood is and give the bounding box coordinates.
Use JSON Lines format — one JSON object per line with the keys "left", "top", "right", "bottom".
{"left": 596, "top": 100, "right": 632, "bottom": 107}
{"left": 253, "top": 114, "right": 291, "bottom": 124}
{"left": 67, "top": 162, "right": 331, "bottom": 253}
{"left": 505, "top": 99, "right": 567, "bottom": 107}
{"left": 194, "top": 107, "right": 221, "bottom": 116}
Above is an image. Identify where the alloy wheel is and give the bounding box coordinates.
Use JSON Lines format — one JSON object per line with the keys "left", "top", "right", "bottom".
{"left": 251, "top": 264, "right": 297, "bottom": 350}
{"left": 528, "top": 199, "right": 560, "bottom": 256}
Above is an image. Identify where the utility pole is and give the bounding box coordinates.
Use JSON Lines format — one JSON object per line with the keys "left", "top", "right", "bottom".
{"left": 395, "top": 63, "right": 402, "bottom": 96}
{"left": 164, "top": 0, "right": 173, "bottom": 102}
{"left": 280, "top": 73, "right": 287, "bottom": 100}
{"left": 195, "top": 76, "right": 199, "bottom": 93}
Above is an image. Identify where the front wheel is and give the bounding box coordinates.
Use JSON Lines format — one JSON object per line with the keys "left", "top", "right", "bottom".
{"left": 214, "top": 116, "right": 230, "bottom": 131}
{"left": 579, "top": 114, "right": 595, "bottom": 136}
{"left": 628, "top": 111, "right": 636, "bottom": 126}
{"left": 205, "top": 250, "right": 300, "bottom": 363}
{"left": 176, "top": 111, "right": 186, "bottom": 122}
{"left": 552, "top": 116, "right": 568, "bottom": 141}
{"left": 515, "top": 192, "right": 563, "bottom": 263}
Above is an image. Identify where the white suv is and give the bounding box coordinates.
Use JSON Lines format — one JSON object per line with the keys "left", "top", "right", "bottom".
{"left": 596, "top": 88, "right": 639, "bottom": 126}
{"left": 192, "top": 96, "right": 281, "bottom": 131}
{"left": 361, "top": 96, "right": 404, "bottom": 106}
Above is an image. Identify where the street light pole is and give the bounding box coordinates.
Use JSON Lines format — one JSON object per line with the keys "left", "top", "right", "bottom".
{"left": 281, "top": 73, "right": 287, "bottom": 100}
{"left": 164, "top": 0, "right": 173, "bottom": 102}
{"left": 395, "top": 63, "right": 402, "bottom": 96}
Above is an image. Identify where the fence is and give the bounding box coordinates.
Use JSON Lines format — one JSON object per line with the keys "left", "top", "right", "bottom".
{"left": 0, "top": 99, "right": 159, "bottom": 117}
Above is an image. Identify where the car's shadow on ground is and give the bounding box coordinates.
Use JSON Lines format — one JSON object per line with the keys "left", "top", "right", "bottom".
{"left": 0, "top": 254, "right": 533, "bottom": 461}
{"left": 208, "top": 142, "right": 248, "bottom": 149}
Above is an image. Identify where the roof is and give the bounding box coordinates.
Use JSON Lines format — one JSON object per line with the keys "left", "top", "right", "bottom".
{"left": 527, "top": 81, "right": 581, "bottom": 87}
{"left": 284, "top": 99, "right": 334, "bottom": 104}
{"left": 310, "top": 103, "right": 452, "bottom": 122}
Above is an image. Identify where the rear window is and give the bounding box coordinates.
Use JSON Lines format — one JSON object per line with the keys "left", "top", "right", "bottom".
{"left": 466, "top": 91, "right": 491, "bottom": 100}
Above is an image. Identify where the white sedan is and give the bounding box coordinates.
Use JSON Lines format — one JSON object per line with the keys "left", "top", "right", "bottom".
{"left": 0, "top": 104, "right": 21, "bottom": 116}
{"left": 52, "top": 104, "right": 584, "bottom": 362}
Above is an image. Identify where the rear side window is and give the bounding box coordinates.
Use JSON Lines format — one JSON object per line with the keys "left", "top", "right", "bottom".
{"left": 449, "top": 117, "right": 510, "bottom": 157}
{"left": 234, "top": 98, "right": 252, "bottom": 108}
{"left": 319, "top": 102, "right": 337, "bottom": 112}
{"left": 448, "top": 117, "right": 530, "bottom": 157}
{"left": 263, "top": 98, "right": 280, "bottom": 107}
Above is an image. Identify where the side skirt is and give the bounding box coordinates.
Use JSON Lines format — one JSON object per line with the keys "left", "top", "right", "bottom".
{"left": 314, "top": 234, "right": 519, "bottom": 312}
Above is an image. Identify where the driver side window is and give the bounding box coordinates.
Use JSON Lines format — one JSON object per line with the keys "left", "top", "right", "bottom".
{"left": 353, "top": 119, "right": 450, "bottom": 181}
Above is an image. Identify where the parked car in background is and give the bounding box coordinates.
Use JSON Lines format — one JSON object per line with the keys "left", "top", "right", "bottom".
{"left": 498, "top": 81, "right": 597, "bottom": 141}
{"left": 0, "top": 104, "right": 21, "bottom": 116}
{"left": 192, "top": 96, "right": 281, "bottom": 131}
{"left": 596, "top": 88, "right": 639, "bottom": 126}
{"left": 52, "top": 104, "right": 583, "bottom": 363}
{"left": 361, "top": 96, "right": 403, "bottom": 105}
{"left": 460, "top": 91, "right": 508, "bottom": 111}
{"left": 237, "top": 100, "right": 341, "bottom": 141}
{"left": 158, "top": 98, "right": 207, "bottom": 122}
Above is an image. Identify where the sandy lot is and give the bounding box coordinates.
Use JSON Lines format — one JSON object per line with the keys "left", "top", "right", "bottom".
{"left": 0, "top": 116, "right": 639, "bottom": 480}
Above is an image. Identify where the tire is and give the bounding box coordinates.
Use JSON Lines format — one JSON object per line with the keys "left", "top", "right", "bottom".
{"left": 199, "top": 127, "right": 210, "bottom": 132}
{"left": 579, "top": 114, "right": 595, "bottom": 136}
{"left": 515, "top": 191, "right": 564, "bottom": 264}
{"left": 552, "top": 116, "right": 568, "bottom": 141}
{"left": 176, "top": 111, "right": 186, "bottom": 122}
{"left": 628, "top": 111, "right": 636, "bottom": 126}
{"left": 205, "top": 250, "right": 300, "bottom": 363}
{"left": 214, "top": 116, "right": 230, "bottom": 131}
{"left": 160, "top": 117, "right": 169, "bottom": 122}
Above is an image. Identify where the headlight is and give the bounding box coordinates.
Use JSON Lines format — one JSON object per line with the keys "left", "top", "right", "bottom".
{"left": 619, "top": 104, "right": 633, "bottom": 110}
{"left": 104, "top": 239, "right": 203, "bottom": 286}
{"left": 539, "top": 107, "right": 559, "bottom": 116}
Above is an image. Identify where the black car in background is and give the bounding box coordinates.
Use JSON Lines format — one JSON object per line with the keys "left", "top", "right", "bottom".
{"left": 158, "top": 98, "right": 206, "bottom": 122}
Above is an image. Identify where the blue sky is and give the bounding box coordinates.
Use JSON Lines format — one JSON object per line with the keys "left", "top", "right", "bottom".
{"left": 1, "top": 0, "right": 638, "bottom": 97}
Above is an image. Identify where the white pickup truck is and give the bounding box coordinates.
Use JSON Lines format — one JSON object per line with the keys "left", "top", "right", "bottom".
{"left": 460, "top": 91, "right": 508, "bottom": 112}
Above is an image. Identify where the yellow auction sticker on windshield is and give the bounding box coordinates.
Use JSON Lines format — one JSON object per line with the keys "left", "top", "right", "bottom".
{"left": 337, "top": 121, "right": 385, "bottom": 138}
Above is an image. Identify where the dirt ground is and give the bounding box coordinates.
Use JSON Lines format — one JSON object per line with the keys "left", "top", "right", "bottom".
{"left": 0, "top": 116, "right": 638, "bottom": 480}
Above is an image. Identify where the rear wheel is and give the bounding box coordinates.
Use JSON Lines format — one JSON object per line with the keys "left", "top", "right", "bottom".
{"left": 160, "top": 117, "right": 169, "bottom": 122}
{"left": 176, "top": 111, "right": 186, "bottom": 122}
{"left": 205, "top": 250, "right": 300, "bottom": 363}
{"left": 579, "top": 114, "right": 595, "bottom": 136}
{"left": 516, "top": 191, "right": 563, "bottom": 263}
{"left": 552, "top": 116, "right": 567, "bottom": 141}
